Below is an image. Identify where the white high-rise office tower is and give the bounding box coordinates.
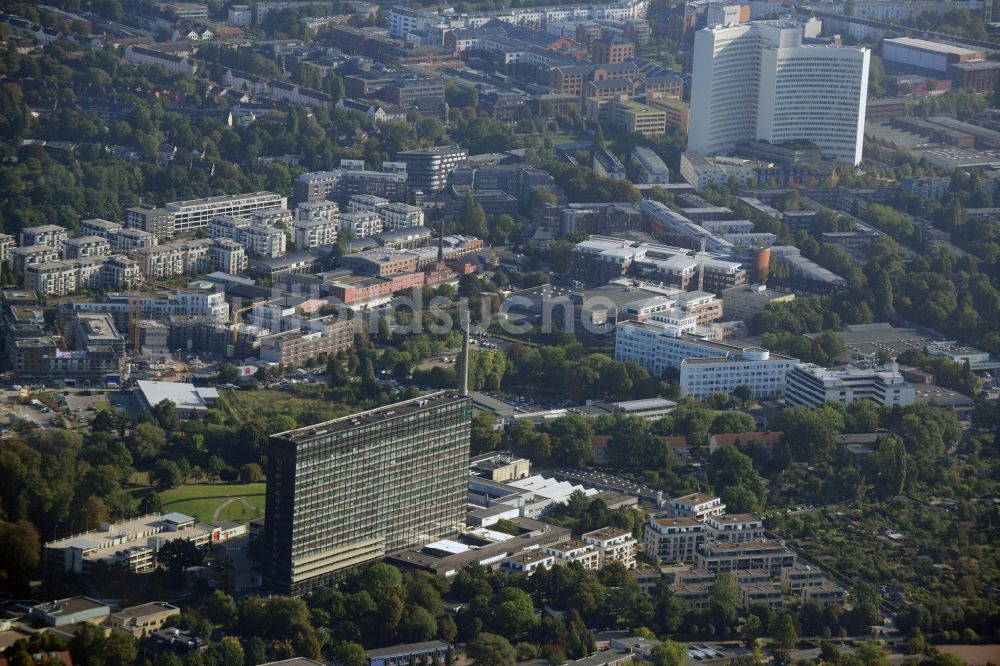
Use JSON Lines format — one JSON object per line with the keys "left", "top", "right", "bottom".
{"left": 688, "top": 21, "right": 870, "bottom": 165}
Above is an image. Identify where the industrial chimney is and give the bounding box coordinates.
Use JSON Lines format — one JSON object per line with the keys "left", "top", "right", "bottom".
{"left": 438, "top": 218, "right": 445, "bottom": 264}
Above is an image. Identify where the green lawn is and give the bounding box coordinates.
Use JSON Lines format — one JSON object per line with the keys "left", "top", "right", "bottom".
{"left": 157, "top": 483, "right": 266, "bottom": 524}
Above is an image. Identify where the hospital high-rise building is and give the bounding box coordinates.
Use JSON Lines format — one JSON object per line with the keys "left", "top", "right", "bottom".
{"left": 261, "top": 392, "right": 471, "bottom": 595}
{"left": 688, "top": 21, "right": 869, "bottom": 165}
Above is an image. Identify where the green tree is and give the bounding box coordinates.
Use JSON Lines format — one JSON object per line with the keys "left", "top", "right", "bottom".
{"left": 468, "top": 633, "right": 516, "bottom": 666}
{"left": 0, "top": 519, "right": 40, "bottom": 594}
{"left": 489, "top": 588, "right": 538, "bottom": 640}
{"left": 218, "top": 362, "right": 241, "bottom": 384}
{"left": 770, "top": 613, "right": 798, "bottom": 650}
{"left": 333, "top": 642, "right": 368, "bottom": 666}
{"left": 459, "top": 193, "right": 488, "bottom": 238}
{"left": 239, "top": 463, "right": 265, "bottom": 483}
{"left": 206, "top": 589, "right": 239, "bottom": 628}
{"left": 399, "top": 606, "right": 438, "bottom": 642}
{"left": 708, "top": 573, "right": 741, "bottom": 630}
{"left": 650, "top": 640, "right": 686, "bottom": 666}
{"left": 156, "top": 539, "right": 203, "bottom": 577}
{"left": 152, "top": 459, "right": 184, "bottom": 490}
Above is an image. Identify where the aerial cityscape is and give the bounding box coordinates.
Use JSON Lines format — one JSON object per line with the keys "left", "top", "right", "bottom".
{"left": 0, "top": 0, "right": 999, "bottom": 665}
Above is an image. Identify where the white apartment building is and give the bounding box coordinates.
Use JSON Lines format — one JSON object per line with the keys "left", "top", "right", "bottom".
{"left": 135, "top": 239, "right": 214, "bottom": 278}
{"left": 0, "top": 233, "right": 16, "bottom": 265}
{"left": 293, "top": 218, "right": 339, "bottom": 249}
{"left": 784, "top": 362, "right": 915, "bottom": 408}
{"left": 111, "top": 228, "right": 159, "bottom": 254}
{"left": 668, "top": 493, "right": 726, "bottom": 520}
{"left": 20, "top": 224, "right": 68, "bottom": 249}
{"left": 12, "top": 245, "right": 60, "bottom": 275}
{"left": 348, "top": 194, "right": 390, "bottom": 215}
{"left": 252, "top": 207, "right": 294, "bottom": 228}
{"left": 688, "top": 21, "right": 869, "bottom": 165}
{"left": 79, "top": 218, "right": 122, "bottom": 239}
{"left": 378, "top": 202, "right": 425, "bottom": 230}
{"left": 209, "top": 239, "right": 248, "bottom": 274}
{"left": 644, "top": 517, "right": 707, "bottom": 563}
{"left": 166, "top": 192, "right": 286, "bottom": 233}
{"left": 207, "top": 216, "right": 250, "bottom": 241}
{"left": 62, "top": 236, "right": 111, "bottom": 260}
{"left": 295, "top": 200, "right": 340, "bottom": 223}
{"left": 340, "top": 211, "right": 383, "bottom": 237}
{"left": 24, "top": 255, "right": 139, "bottom": 296}
{"left": 703, "top": 514, "right": 765, "bottom": 543}
{"left": 240, "top": 224, "right": 287, "bottom": 258}
{"left": 124, "top": 45, "right": 198, "bottom": 75}
{"left": 542, "top": 540, "right": 602, "bottom": 569}
{"left": 71, "top": 290, "right": 229, "bottom": 323}
{"left": 582, "top": 527, "right": 637, "bottom": 569}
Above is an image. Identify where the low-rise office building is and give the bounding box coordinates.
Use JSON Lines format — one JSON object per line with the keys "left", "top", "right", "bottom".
{"left": 107, "top": 602, "right": 181, "bottom": 638}
{"left": 42, "top": 512, "right": 237, "bottom": 576}
{"left": 785, "top": 363, "right": 915, "bottom": 408}
{"left": 721, "top": 283, "right": 795, "bottom": 321}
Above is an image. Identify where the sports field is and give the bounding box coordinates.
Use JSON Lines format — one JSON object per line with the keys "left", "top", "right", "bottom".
{"left": 157, "top": 483, "right": 266, "bottom": 523}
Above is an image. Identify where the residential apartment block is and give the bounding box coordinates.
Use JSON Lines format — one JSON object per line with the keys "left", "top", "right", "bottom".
{"left": 259, "top": 317, "right": 354, "bottom": 365}
{"left": 166, "top": 192, "right": 287, "bottom": 234}
{"left": 12, "top": 245, "right": 61, "bottom": 275}
{"left": 24, "top": 255, "right": 140, "bottom": 296}
{"left": 0, "top": 233, "right": 15, "bottom": 267}
{"left": 20, "top": 224, "right": 68, "bottom": 250}
{"left": 582, "top": 527, "right": 637, "bottom": 568}
{"left": 63, "top": 236, "right": 111, "bottom": 260}
{"left": 125, "top": 207, "right": 173, "bottom": 238}
{"left": 79, "top": 218, "right": 123, "bottom": 239}
{"left": 293, "top": 218, "right": 340, "bottom": 249}
{"left": 124, "top": 45, "right": 198, "bottom": 75}
{"left": 695, "top": 539, "right": 797, "bottom": 575}
{"left": 293, "top": 163, "right": 408, "bottom": 203}
{"left": 644, "top": 517, "right": 707, "bottom": 563}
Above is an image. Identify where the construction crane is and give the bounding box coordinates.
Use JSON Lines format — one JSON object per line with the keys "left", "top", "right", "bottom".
{"left": 127, "top": 275, "right": 143, "bottom": 360}
{"left": 127, "top": 276, "right": 174, "bottom": 361}
{"left": 229, "top": 301, "right": 258, "bottom": 358}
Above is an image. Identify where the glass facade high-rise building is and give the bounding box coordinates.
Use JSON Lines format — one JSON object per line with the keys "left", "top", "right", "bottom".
{"left": 261, "top": 392, "right": 472, "bottom": 595}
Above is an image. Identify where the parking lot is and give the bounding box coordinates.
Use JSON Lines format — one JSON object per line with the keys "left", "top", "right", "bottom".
{"left": 547, "top": 468, "right": 662, "bottom": 505}
{"left": 0, "top": 386, "right": 114, "bottom": 431}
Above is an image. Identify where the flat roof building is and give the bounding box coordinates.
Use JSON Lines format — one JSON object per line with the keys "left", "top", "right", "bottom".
{"left": 262, "top": 392, "right": 471, "bottom": 595}
{"left": 689, "top": 21, "right": 869, "bottom": 165}
{"left": 785, "top": 363, "right": 915, "bottom": 409}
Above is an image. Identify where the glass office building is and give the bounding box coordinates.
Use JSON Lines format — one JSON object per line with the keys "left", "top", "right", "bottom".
{"left": 262, "top": 392, "right": 471, "bottom": 594}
